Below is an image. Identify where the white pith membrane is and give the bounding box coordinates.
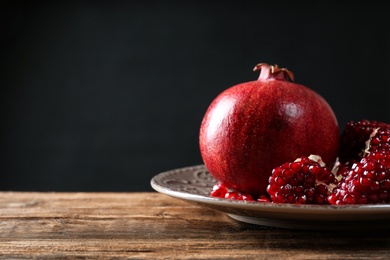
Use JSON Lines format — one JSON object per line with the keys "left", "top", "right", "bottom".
{"left": 362, "top": 127, "right": 380, "bottom": 157}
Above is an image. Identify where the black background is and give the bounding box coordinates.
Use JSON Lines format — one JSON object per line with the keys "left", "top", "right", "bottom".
{"left": 1, "top": 1, "right": 390, "bottom": 192}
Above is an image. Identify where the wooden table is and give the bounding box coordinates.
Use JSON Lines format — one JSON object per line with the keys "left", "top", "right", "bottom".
{"left": 0, "top": 192, "right": 389, "bottom": 259}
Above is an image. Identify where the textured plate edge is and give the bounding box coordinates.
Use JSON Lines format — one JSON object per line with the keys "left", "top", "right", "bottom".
{"left": 150, "top": 165, "right": 390, "bottom": 213}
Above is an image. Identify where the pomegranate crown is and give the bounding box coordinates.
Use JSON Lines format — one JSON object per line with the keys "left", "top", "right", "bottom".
{"left": 253, "top": 63, "right": 294, "bottom": 82}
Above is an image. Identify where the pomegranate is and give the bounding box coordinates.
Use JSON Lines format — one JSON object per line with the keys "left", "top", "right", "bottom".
{"left": 199, "top": 63, "right": 339, "bottom": 196}
{"left": 328, "top": 120, "right": 390, "bottom": 205}
{"left": 267, "top": 155, "right": 338, "bottom": 204}
{"left": 328, "top": 151, "right": 390, "bottom": 205}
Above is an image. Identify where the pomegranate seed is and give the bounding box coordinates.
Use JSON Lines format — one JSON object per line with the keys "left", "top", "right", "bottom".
{"left": 257, "top": 194, "right": 271, "bottom": 202}
{"left": 210, "top": 183, "right": 228, "bottom": 198}
{"left": 210, "top": 183, "right": 256, "bottom": 202}
{"left": 240, "top": 193, "right": 254, "bottom": 201}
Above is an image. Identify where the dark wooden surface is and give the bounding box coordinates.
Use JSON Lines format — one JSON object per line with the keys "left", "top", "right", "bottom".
{"left": 0, "top": 192, "right": 389, "bottom": 259}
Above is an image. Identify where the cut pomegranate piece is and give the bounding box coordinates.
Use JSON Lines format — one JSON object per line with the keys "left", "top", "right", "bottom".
{"left": 328, "top": 151, "right": 390, "bottom": 205}
{"left": 266, "top": 155, "right": 337, "bottom": 204}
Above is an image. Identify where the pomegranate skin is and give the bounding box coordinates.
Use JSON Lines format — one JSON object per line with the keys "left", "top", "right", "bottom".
{"left": 199, "top": 64, "right": 339, "bottom": 196}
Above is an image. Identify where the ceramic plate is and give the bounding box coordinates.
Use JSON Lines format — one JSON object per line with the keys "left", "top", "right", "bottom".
{"left": 151, "top": 165, "right": 390, "bottom": 230}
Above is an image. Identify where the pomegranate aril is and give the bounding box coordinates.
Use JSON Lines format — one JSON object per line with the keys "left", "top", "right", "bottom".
{"left": 225, "top": 191, "right": 240, "bottom": 200}
{"left": 296, "top": 195, "right": 307, "bottom": 204}
{"left": 290, "top": 162, "right": 302, "bottom": 172}
{"left": 257, "top": 194, "right": 271, "bottom": 202}
{"left": 275, "top": 176, "right": 287, "bottom": 186}
{"left": 314, "top": 194, "right": 327, "bottom": 204}
{"left": 309, "top": 165, "right": 322, "bottom": 174}
{"left": 210, "top": 183, "right": 255, "bottom": 201}
{"left": 284, "top": 194, "right": 295, "bottom": 203}
{"left": 381, "top": 179, "right": 390, "bottom": 189}
{"left": 210, "top": 183, "right": 228, "bottom": 198}
{"left": 359, "top": 177, "right": 372, "bottom": 187}
{"left": 240, "top": 193, "right": 254, "bottom": 201}
{"left": 344, "top": 194, "right": 357, "bottom": 204}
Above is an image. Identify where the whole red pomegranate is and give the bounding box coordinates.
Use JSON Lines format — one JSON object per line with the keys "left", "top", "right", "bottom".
{"left": 199, "top": 63, "right": 339, "bottom": 196}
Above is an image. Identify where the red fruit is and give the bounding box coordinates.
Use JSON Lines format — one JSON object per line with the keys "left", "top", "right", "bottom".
{"left": 328, "top": 151, "right": 390, "bottom": 205}
{"left": 329, "top": 120, "right": 390, "bottom": 205}
{"left": 199, "top": 63, "right": 339, "bottom": 196}
{"left": 224, "top": 191, "right": 254, "bottom": 201}
{"left": 267, "top": 155, "right": 337, "bottom": 204}
{"left": 210, "top": 183, "right": 254, "bottom": 201}
{"left": 257, "top": 194, "right": 271, "bottom": 203}
{"left": 210, "top": 183, "right": 228, "bottom": 198}
{"left": 338, "top": 120, "right": 389, "bottom": 164}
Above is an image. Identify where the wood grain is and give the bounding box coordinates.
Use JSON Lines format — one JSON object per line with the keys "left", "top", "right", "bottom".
{"left": 0, "top": 192, "right": 389, "bottom": 259}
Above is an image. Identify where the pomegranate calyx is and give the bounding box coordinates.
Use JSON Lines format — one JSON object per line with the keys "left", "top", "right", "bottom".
{"left": 253, "top": 63, "right": 294, "bottom": 82}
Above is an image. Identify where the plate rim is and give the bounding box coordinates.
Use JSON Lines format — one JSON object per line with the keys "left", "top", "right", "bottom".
{"left": 150, "top": 164, "right": 390, "bottom": 214}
